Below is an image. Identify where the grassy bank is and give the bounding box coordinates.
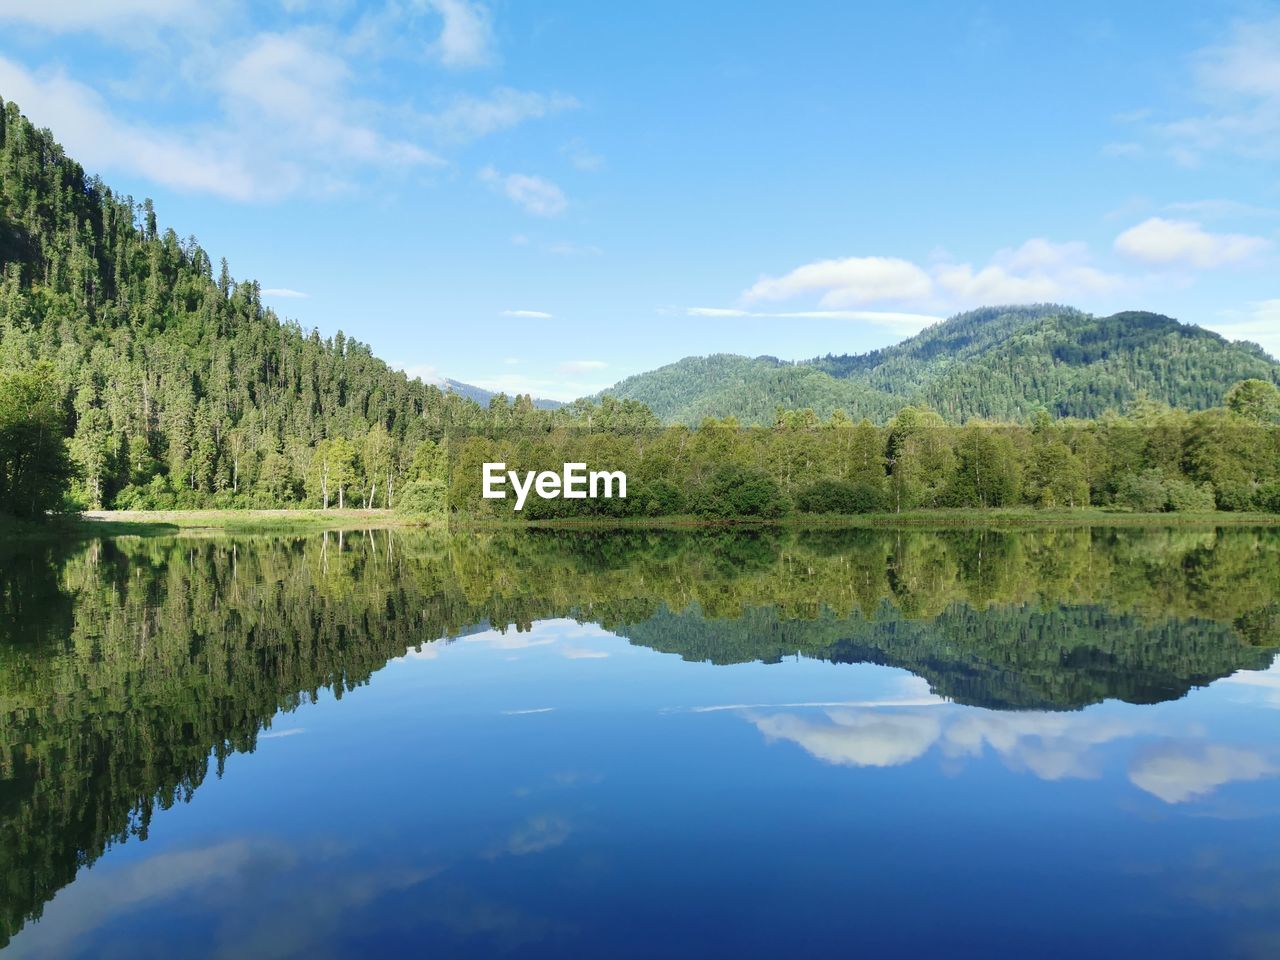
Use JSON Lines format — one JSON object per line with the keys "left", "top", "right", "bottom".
{"left": 462, "top": 507, "right": 1280, "bottom": 530}
{"left": 1, "top": 509, "right": 423, "bottom": 541}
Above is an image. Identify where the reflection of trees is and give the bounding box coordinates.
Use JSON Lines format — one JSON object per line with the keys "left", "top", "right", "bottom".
{"left": 1, "top": 525, "right": 1279, "bottom": 944}
{"left": 619, "top": 602, "right": 1274, "bottom": 709}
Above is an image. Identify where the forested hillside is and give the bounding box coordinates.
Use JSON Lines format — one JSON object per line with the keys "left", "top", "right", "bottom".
{"left": 604, "top": 305, "right": 1280, "bottom": 425}
{"left": 0, "top": 97, "right": 643, "bottom": 515}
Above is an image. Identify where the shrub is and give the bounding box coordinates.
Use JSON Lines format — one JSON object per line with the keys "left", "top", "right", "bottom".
{"left": 795, "top": 478, "right": 884, "bottom": 514}
{"left": 693, "top": 465, "right": 789, "bottom": 518}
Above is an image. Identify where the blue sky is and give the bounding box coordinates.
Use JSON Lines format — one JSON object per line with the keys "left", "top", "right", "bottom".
{"left": 2, "top": 1, "right": 1279, "bottom": 400}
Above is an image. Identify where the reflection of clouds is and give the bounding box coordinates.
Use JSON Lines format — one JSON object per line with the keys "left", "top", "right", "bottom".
{"left": 754, "top": 710, "right": 941, "bottom": 767}
{"left": 692, "top": 674, "right": 943, "bottom": 714}
{"left": 462, "top": 629, "right": 555, "bottom": 651}
{"left": 562, "top": 646, "right": 609, "bottom": 659}
{"left": 502, "top": 707, "right": 555, "bottom": 715}
{"left": 750, "top": 705, "right": 1278, "bottom": 806}
{"left": 1221, "top": 663, "right": 1280, "bottom": 708}
{"left": 502, "top": 816, "right": 572, "bottom": 856}
{"left": 259, "top": 727, "right": 306, "bottom": 740}
{"left": 752, "top": 706, "right": 1138, "bottom": 779}
{"left": 942, "top": 712, "right": 1137, "bottom": 781}
{"left": 536, "top": 618, "right": 616, "bottom": 640}
{"left": 1129, "top": 743, "right": 1277, "bottom": 804}
{"left": 5, "top": 840, "right": 287, "bottom": 958}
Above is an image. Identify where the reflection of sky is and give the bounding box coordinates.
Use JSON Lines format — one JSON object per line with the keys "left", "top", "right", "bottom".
{"left": 10, "top": 621, "right": 1280, "bottom": 958}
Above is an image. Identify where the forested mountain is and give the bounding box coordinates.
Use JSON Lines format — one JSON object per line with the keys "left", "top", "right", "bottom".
{"left": 602, "top": 305, "right": 1280, "bottom": 425}
{"left": 0, "top": 97, "right": 634, "bottom": 513}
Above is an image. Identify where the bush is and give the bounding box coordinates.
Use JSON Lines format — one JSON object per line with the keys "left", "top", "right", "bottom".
{"left": 1116, "top": 469, "right": 1169, "bottom": 512}
{"left": 693, "top": 465, "right": 789, "bottom": 518}
{"left": 396, "top": 477, "right": 446, "bottom": 520}
{"left": 1258, "top": 482, "right": 1280, "bottom": 514}
{"left": 1214, "top": 481, "right": 1257, "bottom": 512}
{"left": 638, "top": 478, "right": 686, "bottom": 516}
{"left": 1117, "top": 468, "right": 1217, "bottom": 512}
{"left": 1165, "top": 477, "right": 1216, "bottom": 512}
{"left": 795, "top": 478, "right": 884, "bottom": 514}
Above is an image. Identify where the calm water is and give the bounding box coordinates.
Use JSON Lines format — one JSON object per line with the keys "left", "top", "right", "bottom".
{"left": 2, "top": 527, "right": 1279, "bottom": 958}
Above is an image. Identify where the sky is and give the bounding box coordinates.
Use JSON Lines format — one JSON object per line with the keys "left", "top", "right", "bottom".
{"left": 1, "top": 0, "right": 1279, "bottom": 401}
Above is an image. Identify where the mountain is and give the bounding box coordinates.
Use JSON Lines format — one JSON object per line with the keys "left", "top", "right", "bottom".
{"left": 601, "top": 305, "right": 1280, "bottom": 424}
{"left": 442, "top": 378, "right": 562, "bottom": 410}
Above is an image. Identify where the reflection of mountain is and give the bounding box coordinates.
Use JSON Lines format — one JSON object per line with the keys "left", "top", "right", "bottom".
{"left": 616, "top": 603, "right": 1277, "bottom": 710}
{"left": 2, "top": 525, "right": 1280, "bottom": 945}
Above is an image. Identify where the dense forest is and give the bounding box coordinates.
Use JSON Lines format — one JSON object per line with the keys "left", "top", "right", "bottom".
{"left": 0, "top": 97, "right": 650, "bottom": 517}
{"left": 450, "top": 384, "right": 1280, "bottom": 519}
{"left": 603, "top": 305, "right": 1280, "bottom": 425}
{"left": 3, "top": 525, "right": 1278, "bottom": 943}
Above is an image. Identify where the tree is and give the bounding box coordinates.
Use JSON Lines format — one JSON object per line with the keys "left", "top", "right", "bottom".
{"left": 1226, "top": 379, "right": 1280, "bottom": 423}
{"left": 0, "top": 363, "right": 73, "bottom": 518}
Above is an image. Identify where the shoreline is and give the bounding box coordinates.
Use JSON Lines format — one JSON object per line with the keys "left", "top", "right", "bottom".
{"left": 4, "top": 507, "right": 1280, "bottom": 541}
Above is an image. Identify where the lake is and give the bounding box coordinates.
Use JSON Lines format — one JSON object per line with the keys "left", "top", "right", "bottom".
{"left": 2, "top": 527, "right": 1279, "bottom": 958}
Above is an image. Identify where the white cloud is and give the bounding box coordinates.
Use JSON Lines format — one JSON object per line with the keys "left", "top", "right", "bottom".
{"left": 1, "top": 28, "right": 442, "bottom": 202}
{"left": 744, "top": 256, "right": 934, "bottom": 307}
{"left": 502, "top": 309, "right": 553, "bottom": 319}
{"left": 1129, "top": 742, "right": 1276, "bottom": 804}
{"left": 1114, "top": 217, "right": 1271, "bottom": 268}
{"left": 1204, "top": 299, "right": 1280, "bottom": 359}
{"left": 685, "top": 306, "right": 943, "bottom": 336}
{"left": 420, "top": 0, "right": 494, "bottom": 68}
{"left": 1146, "top": 18, "right": 1280, "bottom": 164}
{"left": 479, "top": 166, "right": 567, "bottom": 217}
{"left": 262, "top": 287, "right": 310, "bottom": 299}
{"left": 738, "top": 239, "right": 1125, "bottom": 315}
{"left": 562, "top": 647, "right": 609, "bottom": 659}
{"left": 1164, "top": 199, "right": 1279, "bottom": 219}
{"left": 0, "top": 57, "right": 260, "bottom": 199}
{"left": 545, "top": 240, "right": 601, "bottom": 257}
{"left": 423, "top": 88, "right": 578, "bottom": 145}
{"left": 562, "top": 136, "right": 604, "bottom": 171}
{"left": 558, "top": 359, "right": 607, "bottom": 374}
{"left": 219, "top": 33, "right": 438, "bottom": 171}
{"left": 0, "top": 0, "right": 204, "bottom": 35}
{"left": 936, "top": 239, "right": 1124, "bottom": 303}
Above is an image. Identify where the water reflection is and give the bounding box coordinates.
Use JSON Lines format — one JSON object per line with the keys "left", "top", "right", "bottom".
{"left": 1, "top": 525, "right": 1278, "bottom": 953}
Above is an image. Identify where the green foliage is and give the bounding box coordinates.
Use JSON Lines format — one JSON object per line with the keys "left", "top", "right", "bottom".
{"left": 692, "top": 465, "right": 789, "bottom": 518}
{"left": 1226, "top": 378, "right": 1280, "bottom": 423}
{"left": 795, "top": 478, "right": 884, "bottom": 513}
{"left": 0, "top": 362, "right": 72, "bottom": 518}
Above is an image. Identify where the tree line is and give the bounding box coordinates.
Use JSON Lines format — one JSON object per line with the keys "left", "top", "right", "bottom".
{"left": 447, "top": 381, "right": 1280, "bottom": 520}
